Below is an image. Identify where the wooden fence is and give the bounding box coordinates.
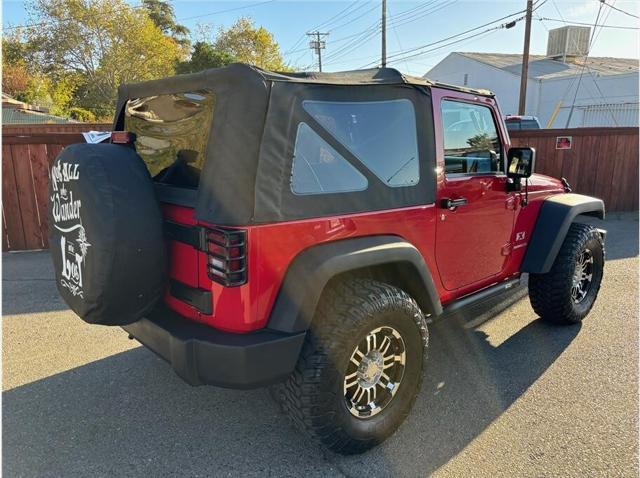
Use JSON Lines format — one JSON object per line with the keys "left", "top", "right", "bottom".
{"left": 1, "top": 124, "right": 638, "bottom": 251}
{"left": 3, "top": 123, "right": 112, "bottom": 135}
{"left": 2, "top": 124, "right": 111, "bottom": 251}
{"left": 510, "top": 127, "right": 639, "bottom": 212}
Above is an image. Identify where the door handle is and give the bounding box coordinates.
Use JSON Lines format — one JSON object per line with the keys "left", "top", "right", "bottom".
{"left": 440, "top": 197, "right": 468, "bottom": 209}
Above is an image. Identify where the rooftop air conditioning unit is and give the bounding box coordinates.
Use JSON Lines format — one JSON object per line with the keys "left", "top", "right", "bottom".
{"left": 546, "top": 26, "right": 591, "bottom": 60}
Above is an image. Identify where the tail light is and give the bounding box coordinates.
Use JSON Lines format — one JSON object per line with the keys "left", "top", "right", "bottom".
{"left": 111, "top": 131, "right": 135, "bottom": 144}
{"left": 206, "top": 228, "right": 247, "bottom": 286}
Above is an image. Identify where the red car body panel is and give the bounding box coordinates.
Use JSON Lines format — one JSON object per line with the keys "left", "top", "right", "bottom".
{"left": 160, "top": 87, "right": 565, "bottom": 333}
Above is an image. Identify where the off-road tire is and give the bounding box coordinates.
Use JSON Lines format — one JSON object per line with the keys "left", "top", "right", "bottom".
{"left": 271, "top": 279, "right": 428, "bottom": 455}
{"left": 529, "top": 223, "right": 604, "bottom": 325}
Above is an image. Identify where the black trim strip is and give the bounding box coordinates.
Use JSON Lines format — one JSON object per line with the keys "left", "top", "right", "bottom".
{"left": 441, "top": 277, "right": 522, "bottom": 315}
{"left": 154, "top": 183, "right": 197, "bottom": 208}
{"left": 169, "top": 279, "right": 213, "bottom": 315}
{"left": 164, "top": 220, "right": 205, "bottom": 251}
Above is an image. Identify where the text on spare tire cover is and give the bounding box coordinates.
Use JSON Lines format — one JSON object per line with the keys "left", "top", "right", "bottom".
{"left": 51, "top": 161, "right": 90, "bottom": 298}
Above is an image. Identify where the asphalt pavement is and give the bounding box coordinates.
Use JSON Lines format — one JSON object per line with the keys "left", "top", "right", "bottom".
{"left": 3, "top": 212, "right": 638, "bottom": 477}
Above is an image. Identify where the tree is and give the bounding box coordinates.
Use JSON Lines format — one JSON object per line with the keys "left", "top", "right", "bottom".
{"left": 25, "top": 0, "right": 183, "bottom": 115}
{"left": 142, "top": 0, "right": 190, "bottom": 49}
{"left": 3, "top": 32, "right": 31, "bottom": 65}
{"left": 68, "top": 107, "right": 96, "bottom": 122}
{"left": 2, "top": 63, "right": 30, "bottom": 98}
{"left": 2, "top": 30, "right": 77, "bottom": 115}
{"left": 2, "top": 33, "right": 32, "bottom": 97}
{"left": 466, "top": 133, "right": 495, "bottom": 151}
{"left": 175, "top": 18, "right": 291, "bottom": 74}
{"left": 213, "top": 17, "right": 290, "bottom": 71}
{"left": 176, "top": 42, "right": 236, "bottom": 74}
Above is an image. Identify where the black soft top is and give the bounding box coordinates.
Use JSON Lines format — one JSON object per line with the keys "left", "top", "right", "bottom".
{"left": 113, "top": 63, "right": 480, "bottom": 225}
{"left": 115, "top": 63, "right": 493, "bottom": 100}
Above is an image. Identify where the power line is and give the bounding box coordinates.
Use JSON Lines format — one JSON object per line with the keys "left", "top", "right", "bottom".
{"left": 536, "top": 10, "right": 620, "bottom": 126}
{"left": 323, "top": 0, "right": 460, "bottom": 70}
{"left": 356, "top": 25, "right": 501, "bottom": 69}
{"left": 346, "top": 28, "right": 499, "bottom": 71}
{"left": 537, "top": 17, "right": 638, "bottom": 29}
{"left": 321, "top": 9, "right": 383, "bottom": 64}
{"left": 384, "top": 0, "right": 442, "bottom": 27}
{"left": 285, "top": 1, "right": 377, "bottom": 61}
{"left": 327, "top": 2, "right": 380, "bottom": 32}
{"left": 385, "top": 0, "right": 440, "bottom": 23}
{"left": 599, "top": 0, "right": 639, "bottom": 19}
{"left": 291, "top": 48, "right": 313, "bottom": 67}
{"left": 388, "top": 29, "right": 501, "bottom": 69}
{"left": 359, "top": 6, "right": 530, "bottom": 68}
{"left": 371, "top": 26, "right": 506, "bottom": 67}
{"left": 314, "top": 0, "right": 363, "bottom": 31}
{"left": 3, "top": 0, "right": 276, "bottom": 31}
{"left": 284, "top": 0, "right": 365, "bottom": 55}
{"left": 289, "top": 27, "right": 381, "bottom": 56}
{"left": 384, "top": 8, "right": 529, "bottom": 61}
{"left": 177, "top": 0, "right": 276, "bottom": 22}
{"left": 565, "top": 1, "right": 605, "bottom": 127}
{"left": 592, "top": 0, "right": 615, "bottom": 45}
{"left": 323, "top": 21, "right": 381, "bottom": 64}
{"left": 385, "top": 0, "right": 459, "bottom": 29}
{"left": 362, "top": 0, "right": 550, "bottom": 69}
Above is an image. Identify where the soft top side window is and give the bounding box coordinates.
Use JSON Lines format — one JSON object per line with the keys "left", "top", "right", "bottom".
{"left": 441, "top": 100, "right": 502, "bottom": 176}
{"left": 290, "top": 122, "right": 368, "bottom": 195}
{"left": 302, "top": 99, "right": 420, "bottom": 188}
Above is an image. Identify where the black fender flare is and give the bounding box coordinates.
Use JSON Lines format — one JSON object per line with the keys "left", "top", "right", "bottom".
{"left": 267, "top": 235, "right": 443, "bottom": 333}
{"left": 521, "top": 193, "right": 605, "bottom": 274}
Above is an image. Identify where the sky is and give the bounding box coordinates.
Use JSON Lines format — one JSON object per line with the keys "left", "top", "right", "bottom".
{"left": 2, "top": 0, "right": 639, "bottom": 76}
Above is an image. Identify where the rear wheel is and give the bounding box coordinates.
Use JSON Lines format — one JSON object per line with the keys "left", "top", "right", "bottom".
{"left": 271, "top": 279, "right": 428, "bottom": 455}
{"left": 529, "top": 223, "right": 604, "bottom": 325}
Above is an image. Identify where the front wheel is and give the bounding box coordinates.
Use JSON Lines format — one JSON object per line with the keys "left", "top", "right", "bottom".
{"left": 529, "top": 223, "right": 604, "bottom": 325}
{"left": 270, "top": 279, "right": 428, "bottom": 455}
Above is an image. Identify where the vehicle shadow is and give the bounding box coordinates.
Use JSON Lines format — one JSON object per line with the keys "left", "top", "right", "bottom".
{"left": 330, "top": 288, "right": 581, "bottom": 475}
{"left": 3, "top": 289, "right": 580, "bottom": 477}
{"left": 3, "top": 347, "right": 328, "bottom": 477}
{"left": 2, "top": 251, "right": 69, "bottom": 315}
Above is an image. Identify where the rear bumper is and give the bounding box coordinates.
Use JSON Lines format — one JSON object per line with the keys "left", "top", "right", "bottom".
{"left": 122, "top": 307, "right": 306, "bottom": 389}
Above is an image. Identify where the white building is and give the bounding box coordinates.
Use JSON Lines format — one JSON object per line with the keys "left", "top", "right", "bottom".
{"left": 424, "top": 27, "right": 639, "bottom": 128}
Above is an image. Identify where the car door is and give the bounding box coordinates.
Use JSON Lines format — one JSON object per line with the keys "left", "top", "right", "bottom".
{"left": 434, "top": 94, "right": 515, "bottom": 291}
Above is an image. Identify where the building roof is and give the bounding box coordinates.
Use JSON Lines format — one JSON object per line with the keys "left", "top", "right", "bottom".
{"left": 457, "top": 52, "right": 638, "bottom": 80}
{"left": 2, "top": 93, "right": 30, "bottom": 110}
{"left": 2, "top": 107, "right": 72, "bottom": 124}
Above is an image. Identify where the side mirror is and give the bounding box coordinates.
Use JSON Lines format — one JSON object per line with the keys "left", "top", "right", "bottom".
{"left": 507, "top": 147, "right": 536, "bottom": 179}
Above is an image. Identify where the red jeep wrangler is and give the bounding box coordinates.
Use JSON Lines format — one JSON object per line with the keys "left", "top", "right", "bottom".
{"left": 49, "top": 64, "right": 605, "bottom": 454}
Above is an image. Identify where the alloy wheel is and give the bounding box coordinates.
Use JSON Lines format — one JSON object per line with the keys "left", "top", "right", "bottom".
{"left": 572, "top": 248, "right": 594, "bottom": 303}
{"left": 344, "top": 326, "right": 406, "bottom": 418}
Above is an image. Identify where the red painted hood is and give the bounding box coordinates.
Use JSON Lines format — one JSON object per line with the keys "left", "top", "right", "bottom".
{"left": 528, "top": 172, "right": 565, "bottom": 192}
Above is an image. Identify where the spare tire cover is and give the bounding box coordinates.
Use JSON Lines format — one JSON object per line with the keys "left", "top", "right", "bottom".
{"left": 48, "top": 143, "right": 166, "bottom": 325}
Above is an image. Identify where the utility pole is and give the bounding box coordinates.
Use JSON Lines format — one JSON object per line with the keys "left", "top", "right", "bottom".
{"left": 381, "top": 0, "right": 387, "bottom": 67}
{"left": 307, "top": 31, "right": 328, "bottom": 72}
{"left": 517, "top": 0, "right": 533, "bottom": 115}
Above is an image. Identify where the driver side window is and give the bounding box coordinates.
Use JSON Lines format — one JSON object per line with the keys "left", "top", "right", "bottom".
{"left": 441, "top": 100, "right": 502, "bottom": 175}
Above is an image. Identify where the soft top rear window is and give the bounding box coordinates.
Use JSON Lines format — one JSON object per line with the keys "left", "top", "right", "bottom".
{"left": 124, "top": 90, "right": 215, "bottom": 189}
